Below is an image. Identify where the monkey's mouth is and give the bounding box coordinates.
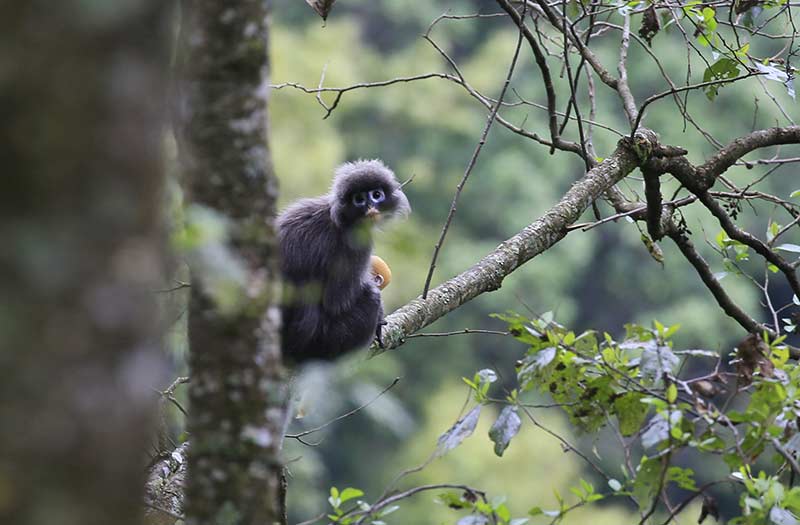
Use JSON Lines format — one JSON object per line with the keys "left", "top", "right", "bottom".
{"left": 365, "top": 208, "right": 382, "bottom": 221}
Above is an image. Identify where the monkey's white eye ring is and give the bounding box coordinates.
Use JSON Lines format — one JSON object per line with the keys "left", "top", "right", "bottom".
{"left": 352, "top": 192, "right": 367, "bottom": 207}
{"left": 369, "top": 189, "right": 385, "bottom": 204}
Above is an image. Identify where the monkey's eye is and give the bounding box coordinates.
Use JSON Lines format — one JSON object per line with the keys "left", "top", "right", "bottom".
{"left": 369, "top": 189, "right": 385, "bottom": 204}
{"left": 351, "top": 192, "right": 367, "bottom": 207}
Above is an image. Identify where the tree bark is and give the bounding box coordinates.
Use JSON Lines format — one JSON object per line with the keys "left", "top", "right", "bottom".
{"left": 0, "top": 2, "right": 171, "bottom": 525}
{"left": 180, "top": 1, "right": 286, "bottom": 524}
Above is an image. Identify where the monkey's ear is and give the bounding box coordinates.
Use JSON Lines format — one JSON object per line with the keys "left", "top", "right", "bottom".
{"left": 370, "top": 255, "right": 392, "bottom": 290}
{"left": 391, "top": 186, "right": 411, "bottom": 218}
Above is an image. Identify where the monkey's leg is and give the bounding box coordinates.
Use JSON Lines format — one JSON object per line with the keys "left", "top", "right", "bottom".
{"left": 374, "top": 302, "right": 387, "bottom": 348}
{"left": 321, "top": 284, "right": 382, "bottom": 356}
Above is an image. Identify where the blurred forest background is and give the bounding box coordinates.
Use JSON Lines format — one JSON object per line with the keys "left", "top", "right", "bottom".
{"left": 151, "top": 0, "right": 798, "bottom": 523}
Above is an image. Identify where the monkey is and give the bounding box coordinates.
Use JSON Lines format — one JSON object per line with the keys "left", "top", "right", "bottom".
{"left": 277, "top": 159, "right": 410, "bottom": 364}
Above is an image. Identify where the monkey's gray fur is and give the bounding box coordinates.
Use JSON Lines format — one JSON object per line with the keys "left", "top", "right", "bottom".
{"left": 277, "top": 159, "right": 410, "bottom": 363}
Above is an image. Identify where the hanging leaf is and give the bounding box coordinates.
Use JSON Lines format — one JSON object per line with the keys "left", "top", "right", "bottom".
{"left": 435, "top": 406, "right": 482, "bottom": 457}
{"left": 305, "top": 0, "right": 337, "bottom": 21}
{"left": 488, "top": 406, "right": 522, "bottom": 457}
{"left": 477, "top": 369, "right": 498, "bottom": 384}
{"left": 641, "top": 413, "right": 670, "bottom": 449}
{"left": 641, "top": 344, "right": 679, "bottom": 385}
{"left": 755, "top": 62, "right": 796, "bottom": 100}
{"left": 638, "top": 4, "right": 661, "bottom": 46}
{"left": 698, "top": 495, "right": 719, "bottom": 524}
{"left": 769, "top": 507, "right": 799, "bottom": 525}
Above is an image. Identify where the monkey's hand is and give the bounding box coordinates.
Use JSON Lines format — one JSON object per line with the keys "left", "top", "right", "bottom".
{"left": 375, "top": 318, "right": 388, "bottom": 348}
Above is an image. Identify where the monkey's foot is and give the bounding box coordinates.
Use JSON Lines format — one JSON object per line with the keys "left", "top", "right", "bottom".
{"left": 375, "top": 319, "right": 388, "bottom": 348}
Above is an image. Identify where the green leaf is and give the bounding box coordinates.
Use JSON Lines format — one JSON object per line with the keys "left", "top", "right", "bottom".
{"left": 614, "top": 393, "right": 649, "bottom": 436}
{"left": 776, "top": 244, "right": 800, "bottom": 254}
{"left": 667, "top": 383, "right": 678, "bottom": 403}
{"left": 339, "top": 488, "right": 364, "bottom": 504}
{"left": 716, "top": 229, "right": 728, "bottom": 248}
{"left": 767, "top": 221, "right": 780, "bottom": 241}
{"left": 528, "top": 507, "right": 543, "bottom": 516}
{"left": 579, "top": 478, "right": 594, "bottom": 495}
{"left": 437, "top": 492, "right": 469, "bottom": 510}
{"left": 667, "top": 467, "right": 698, "bottom": 490}
{"left": 663, "top": 323, "right": 681, "bottom": 339}
{"left": 488, "top": 406, "right": 522, "bottom": 457}
{"left": 736, "top": 42, "right": 750, "bottom": 57}
{"left": 496, "top": 503, "right": 511, "bottom": 522}
{"left": 703, "top": 58, "right": 741, "bottom": 100}
{"left": 608, "top": 479, "right": 623, "bottom": 491}
{"left": 633, "top": 458, "right": 662, "bottom": 512}
{"left": 329, "top": 486, "right": 341, "bottom": 510}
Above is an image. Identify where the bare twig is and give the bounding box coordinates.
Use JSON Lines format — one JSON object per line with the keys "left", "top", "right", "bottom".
{"left": 285, "top": 377, "right": 401, "bottom": 440}
{"left": 271, "top": 73, "right": 460, "bottom": 119}
{"left": 405, "top": 329, "right": 509, "bottom": 339}
{"left": 422, "top": 4, "right": 528, "bottom": 298}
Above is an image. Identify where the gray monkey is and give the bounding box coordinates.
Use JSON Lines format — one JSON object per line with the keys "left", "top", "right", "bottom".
{"left": 277, "top": 159, "right": 410, "bottom": 364}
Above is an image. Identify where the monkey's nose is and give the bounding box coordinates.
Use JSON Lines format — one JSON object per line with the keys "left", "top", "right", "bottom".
{"left": 365, "top": 207, "right": 380, "bottom": 218}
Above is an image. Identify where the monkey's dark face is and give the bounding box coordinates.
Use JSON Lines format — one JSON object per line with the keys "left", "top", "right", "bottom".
{"left": 342, "top": 185, "right": 392, "bottom": 225}
{"left": 330, "top": 160, "right": 410, "bottom": 229}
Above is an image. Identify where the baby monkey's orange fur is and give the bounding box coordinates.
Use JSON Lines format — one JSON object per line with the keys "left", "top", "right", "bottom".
{"left": 370, "top": 255, "right": 391, "bottom": 290}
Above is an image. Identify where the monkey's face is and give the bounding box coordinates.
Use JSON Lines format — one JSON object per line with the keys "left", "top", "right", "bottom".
{"left": 350, "top": 187, "right": 388, "bottom": 223}
{"left": 338, "top": 183, "right": 406, "bottom": 227}
{"left": 330, "top": 160, "right": 411, "bottom": 229}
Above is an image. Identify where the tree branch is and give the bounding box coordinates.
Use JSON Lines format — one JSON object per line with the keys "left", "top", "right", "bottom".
{"left": 372, "top": 129, "right": 658, "bottom": 355}
{"left": 697, "top": 126, "right": 800, "bottom": 190}
{"left": 667, "top": 227, "right": 777, "bottom": 342}
{"left": 496, "top": 0, "right": 562, "bottom": 150}
{"left": 144, "top": 442, "right": 189, "bottom": 525}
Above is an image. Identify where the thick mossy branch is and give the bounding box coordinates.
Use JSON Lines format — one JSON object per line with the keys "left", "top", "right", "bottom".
{"left": 372, "top": 129, "right": 658, "bottom": 355}
{"left": 145, "top": 443, "right": 189, "bottom": 525}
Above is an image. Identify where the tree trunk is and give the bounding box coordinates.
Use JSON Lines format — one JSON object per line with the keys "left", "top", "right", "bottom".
{"left": 179, "top": 1, "right": 286, "bottom": 524}
{"left": 0, "top": 2, "right": 171, "bottom": 525}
